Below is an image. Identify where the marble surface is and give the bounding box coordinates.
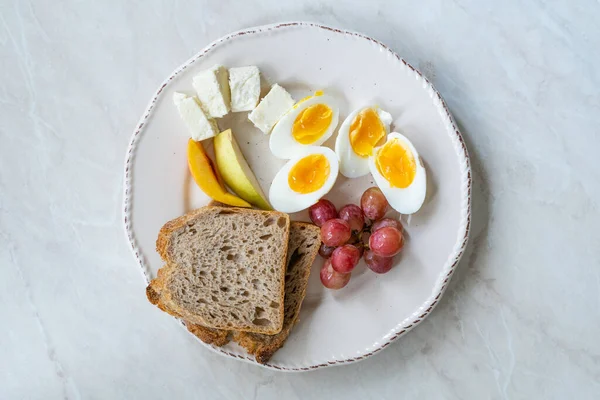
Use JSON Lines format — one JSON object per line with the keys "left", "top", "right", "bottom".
{"left": 1, "top": 0, "right": 599, "bottom": 399}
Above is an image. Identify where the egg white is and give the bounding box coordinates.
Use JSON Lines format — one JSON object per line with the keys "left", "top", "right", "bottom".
{"left": 269, "top": 95, "right": 339, "bottom": 159}
{"left": 335, "top": 106, "right": 392, "bottom": 178}
{"left": 368, "top": 132, "right": 427, "bottom": 215}
{"left": 269, "top": 147, "right": 339, "bottom": 213}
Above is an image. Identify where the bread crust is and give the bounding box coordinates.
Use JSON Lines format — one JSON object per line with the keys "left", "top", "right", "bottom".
{"left": 186, "top": 323, "right": 231, "bottom": 347}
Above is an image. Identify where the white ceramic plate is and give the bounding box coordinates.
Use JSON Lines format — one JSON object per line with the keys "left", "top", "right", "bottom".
{"left": 123, "top": 22, "right": 471, "bottom": 371}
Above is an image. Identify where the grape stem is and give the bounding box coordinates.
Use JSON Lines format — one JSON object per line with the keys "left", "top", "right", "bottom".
{"left": 359, "top": 225, "right": 373, "bottom": 250}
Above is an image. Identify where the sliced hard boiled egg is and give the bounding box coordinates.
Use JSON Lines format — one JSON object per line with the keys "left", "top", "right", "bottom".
{"left": 368, "top": 132, "right": 426, "bottom": 214}
{"left": 335, "top": 106, "right": 392, "bottom": 178}
{"left": 269, "top": 92, "right": 339, "bottom": 159}
{"left": 269, "top": 147, "right": 339, "bottom": 213}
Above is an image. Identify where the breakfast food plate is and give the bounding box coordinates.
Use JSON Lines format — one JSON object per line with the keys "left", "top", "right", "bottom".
{"left": 123, "top": 22, "right": 471, "bottom": 371}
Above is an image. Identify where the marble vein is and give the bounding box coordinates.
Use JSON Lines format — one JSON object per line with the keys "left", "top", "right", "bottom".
{"left": 4, "top": 233, "right": 80, "bottom": 400}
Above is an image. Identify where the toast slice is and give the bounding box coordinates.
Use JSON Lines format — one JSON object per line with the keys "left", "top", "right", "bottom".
{"left": 186, "top": 221, "right": 320, "bottom": 363}
{"left": 147, "top": 206, "right": 290, "bottom": 334}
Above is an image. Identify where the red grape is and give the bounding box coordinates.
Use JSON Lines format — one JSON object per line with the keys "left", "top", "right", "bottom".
{"left": 319, "top": 243, "right": 336, "bottom": 258}
{"left": 338, "top": 204, "right": 365, "bottom": 232}
{"left": 364, "top": 250, "right": 394, "bottom": 274}
{"left": 369, "top": 227, "right": 404, "bottom": 257}
{"left": 321, "top": 218, "right": 352, "bottom": 247}
{"left": 371, "top": 218, "right": 403, "bottom": 234}
{"left": 320, "top": 258, "right": 351, "bottom": 289}
{"left": 309, "top": 199, "right": 338, "bottom": 227}
{"left": 331, "top": 245, "right": 361, "bottom": 273}
{"left": 361, "top": 187, "right": 388, "bottom": 221}
{"left": 356, "top": 244, "right": 365, "bottom": 258}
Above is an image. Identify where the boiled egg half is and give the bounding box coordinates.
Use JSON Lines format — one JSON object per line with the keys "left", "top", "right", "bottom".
{"left": 269, "top": 91, "right": 339, "bottom": 159}
{"left": 335, "top": 106, "right": 392, "bottom": 178}
{"left": 368, "top": 132, "right": 426, "bottom": 214}
{"left": 269, "top": 147, "right": 339, "bottom": 213}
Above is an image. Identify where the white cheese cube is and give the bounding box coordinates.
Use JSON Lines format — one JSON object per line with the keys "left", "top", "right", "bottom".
{"left": 192, "top": 65, "right": 230, "bottom": 118}
{"left": 173, "top": 92, "right": 219, "bottom": 142}
{"left": 228, "top": 66, "right": 261, "bottom": 112}
{"left": 248, "top": 84, "right": 295, "bottom": 134}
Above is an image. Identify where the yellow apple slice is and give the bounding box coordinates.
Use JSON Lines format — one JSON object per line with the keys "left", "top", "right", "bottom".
{"left": 214, "top": 129, "right": 272, "bottom": 210}
{"left": 187, "top": 139, "right": 251, "bottom": 208}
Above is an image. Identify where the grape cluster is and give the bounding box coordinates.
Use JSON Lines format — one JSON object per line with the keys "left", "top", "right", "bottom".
{"left": 309, "top": 187, "right": 405, "bottom": 290}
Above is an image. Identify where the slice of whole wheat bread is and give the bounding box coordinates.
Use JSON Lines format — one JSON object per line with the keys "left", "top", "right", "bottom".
{"left": 186, "top": 221, "right": 320, "bottom": 364}
{"left": 146, "top": 206, "right": 290, "bottom": 335}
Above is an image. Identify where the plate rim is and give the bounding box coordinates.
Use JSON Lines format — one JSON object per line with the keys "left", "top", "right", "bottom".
{"left": 122, "top": 21, "right": 472, "bottom": 371}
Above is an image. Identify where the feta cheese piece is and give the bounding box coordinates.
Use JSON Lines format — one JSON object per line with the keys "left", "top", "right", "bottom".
{"left": 173, "top": 92, "right": 219, "bottom": 141}
{"left": 248, "top": 84, "right": 295, "bottom": 134}
{"left": 192, "top": 65, "right": 230, "bottom": 118}
{"left": 228, "top": 66, "right": 261, "bottom": 112}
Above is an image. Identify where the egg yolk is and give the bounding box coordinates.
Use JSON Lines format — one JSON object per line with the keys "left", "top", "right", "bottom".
{"left": 349, "top": 108, "right": 386, "bottom": 157}
{"left": 375, "top": 138, "right": 416, "bottom": 188}
{"left": 288, "top": 154, "right": 330, "bottom": 194}
{"left": 292, "top": 103, "right": 333, "bottom": 144}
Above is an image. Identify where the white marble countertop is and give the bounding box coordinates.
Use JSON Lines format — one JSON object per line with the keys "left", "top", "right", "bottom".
{"left": 1, "top": 1, "right": 599, "bottom": 399}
